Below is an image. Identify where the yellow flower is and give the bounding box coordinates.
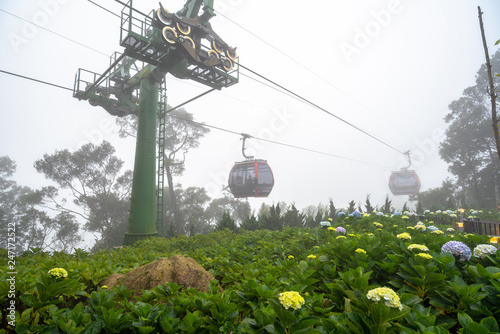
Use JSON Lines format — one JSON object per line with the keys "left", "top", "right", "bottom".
{"left": 408, "top": 244, "right": 429, "bottom": 252}
{"left": 336, "top": 236, "right": 347, "bottom": 239}
{"left": 279, "top": 291, "right": 305, "bottom": 310}
{"left": 307, "top": 254, "right": 317, "bottom": 259}
{"left": 373, "top": 222, "right": 383, "bottom": 228}
{"left": 397, "top": 232, "right": 411, "bottom": 240}
{"left": 367, "top": 233, "right": 374, "bottom": 236}
{"left": 432, "top": 230, "right": 444, "bottom": 234}
{"left": 48, "top": 268, "right": 68, "bottom": 279}
{"left": 490, "top": 237, "right": 498, "bottom": 244}
{"left": 328, "top": 218, "right": 333, "bottom": 221}
{"left": 402, "top": 215, "right": 409, "bottom": 219}
{"left": 348, "top": 233, "right": 355, "bottom": 237}
{"left": 327, "top": 227, "right": 336, "bottom": 231}
{"left": 101, "top": 285, "right": 108, "bottom": 289}
{"left": 407, "top": 226, "right": 415, "bottom": 230}
{"left": 355, "top": 248, "right": 366, "bottom": 254}
{"left": 416, "top": 253, "right": 433, "bottom": 260}
{"left": 288, "top": 255, "right": 294, "bottom": 259}
{"left": 366, "top": 287, "right": 402, "bottom": 311}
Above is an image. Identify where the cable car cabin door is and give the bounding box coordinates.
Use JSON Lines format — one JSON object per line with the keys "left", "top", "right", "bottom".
{"left": 389, "top": 170, "right": 421, "bottom": 196}
{"left": 228, "top": 160, "right": 274, "bottom": 198}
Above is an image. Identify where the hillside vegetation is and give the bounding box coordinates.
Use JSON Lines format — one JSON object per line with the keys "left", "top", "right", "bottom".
{"left": 2, "top": 213, "right": 500, "bottom": 333}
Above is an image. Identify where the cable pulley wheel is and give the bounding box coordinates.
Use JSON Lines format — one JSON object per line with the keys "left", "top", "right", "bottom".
{"left": 179, "top": 36, "right": 195, "bottom": 49}
{"left": 212, "top": 40, "right": 225, "bottom": 53}
{"left": 162, "top": 26, "right": 177, "bottom": 44}
{"left": 156, "top": 8, "right": 173, "bottom": 26}
{"left": 225, "top": 47, "right": 237, "bottom": 60}
{"left": 176, "top": 21, "right": 191, "bottom": 35}
{"left": 208, "top": 49, "right": 219, "bottom": 58}
{"left": 221, "top": 57, "right": 233, "bottom": 71}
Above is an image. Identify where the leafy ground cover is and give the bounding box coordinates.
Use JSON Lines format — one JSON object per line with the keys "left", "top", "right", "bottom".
{"left": 1, "top": 213, "right": 500, "bottom": 333}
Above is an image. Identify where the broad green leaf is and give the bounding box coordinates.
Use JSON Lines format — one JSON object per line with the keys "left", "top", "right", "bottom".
{"left": 457, "top": 312, "right": 473, "bottom": 327}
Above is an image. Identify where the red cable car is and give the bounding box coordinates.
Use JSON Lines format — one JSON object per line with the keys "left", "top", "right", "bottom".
{"left": 228, "top": 134, "right": 274, "bottom": 198}
{"left": 389, "top": 151, "right": 421, "bottom": 196}
{"left": 228, "top": 159, "right": 274, "bottom": 198}
{"left": 389, "top": 170, "right": 421, "bottom": 196}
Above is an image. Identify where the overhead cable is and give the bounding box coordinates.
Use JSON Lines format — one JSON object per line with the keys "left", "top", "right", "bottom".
{"left": 0, "top": 68, "right": 389, "bottom": 168}
{"left": 0, "top": 8, "right": 109, "bottom": 57}
{"left": 0, "top": 69, "right": 73, "bottom": 92}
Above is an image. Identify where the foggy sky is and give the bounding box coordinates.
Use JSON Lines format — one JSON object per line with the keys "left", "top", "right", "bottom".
{"left": 1, "top": 0, "right": 500, "bottom": 213}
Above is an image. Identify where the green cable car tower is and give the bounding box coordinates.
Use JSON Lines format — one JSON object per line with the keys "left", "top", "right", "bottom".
{"left": 73, "top": 0, "right": 238, "bottom": 246}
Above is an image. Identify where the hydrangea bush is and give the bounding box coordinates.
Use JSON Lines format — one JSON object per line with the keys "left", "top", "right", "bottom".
{"left": 2, "top": 210, "right": 499, "bottom": 333}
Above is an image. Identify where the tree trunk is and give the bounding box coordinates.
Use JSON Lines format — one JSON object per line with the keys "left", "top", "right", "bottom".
{"left": 165, "top": 160, "right": 184, "bottom": 235}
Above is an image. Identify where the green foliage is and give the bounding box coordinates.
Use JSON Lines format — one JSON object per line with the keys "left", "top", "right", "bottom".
{"left": 439, "top": 50, "right": 500, "bottom": 209}
{"left": 3, "top": 214, "right": 500, "bottom": 332}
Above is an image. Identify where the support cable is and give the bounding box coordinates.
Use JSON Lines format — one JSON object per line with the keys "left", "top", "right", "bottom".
{"left": 236, "top": 61, "right": 406, "bottom": 155}
{"left": 0, "top": 67, "right": 391, "bottom": 168}
{"left": 0, "top": 8, "right": 110, "bottom": 57}
{"left": 90, "top": 1, "right": 409, "bottom": 157}
{"left": 0, "top": 69, "right": 73, "bottom": 92}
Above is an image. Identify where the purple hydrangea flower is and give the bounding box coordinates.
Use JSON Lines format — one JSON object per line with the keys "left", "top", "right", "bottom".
{"left": 441, "top": 241, "right": 472, "bottom": 261}
{"left": 336, "top": 227, "right": 346, "bottom": 235}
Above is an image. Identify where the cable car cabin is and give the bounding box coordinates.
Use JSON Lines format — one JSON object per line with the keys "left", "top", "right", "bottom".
{"left": 228, "top": 160, "right": 274, "bottom": 198}
{"left": 389, "top": 170, "right": 421, "bottom": 196}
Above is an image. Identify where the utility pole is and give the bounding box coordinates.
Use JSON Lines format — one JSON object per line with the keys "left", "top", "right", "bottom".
{"left": 477, "top": 6, "right": 500, "bottom": 210}
{"left": 478, "top": 6, "right": 499, "bottom": 160}
{"left": 73, "top": 0, "right": 238, "bottom": 245}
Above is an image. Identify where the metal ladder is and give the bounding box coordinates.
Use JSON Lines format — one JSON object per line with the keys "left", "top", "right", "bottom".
{"left": 156, "top": 79, "right": 167, "bottom": 236}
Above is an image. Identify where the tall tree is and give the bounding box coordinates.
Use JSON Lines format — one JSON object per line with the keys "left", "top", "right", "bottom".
{"left": 364, "top": 195, "right": 375, "bottom": 214}
{"left": 409, "top": 179, "right": 457, "bottom": 211}
{"left": 381, "top": 195, "right": 392, "bottom": 214}
{"left": 439, "top": 50, "right": 500, "bottom": 208}
{"left": 0, "top": 156, "right": 82, "bottom": 252}
{"left": 34, "top": 141, "right": 131, "bottom": 250}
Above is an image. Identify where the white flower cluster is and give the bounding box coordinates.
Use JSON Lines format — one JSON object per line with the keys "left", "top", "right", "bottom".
{"left": 366, "top": 287, "right": 403, "bottom": 311}
{"left": 473, "top": 244, "right": 498, "bottom": 259}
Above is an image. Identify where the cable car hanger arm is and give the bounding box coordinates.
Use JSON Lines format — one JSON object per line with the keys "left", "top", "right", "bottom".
{"left": 240, "top": 133, "right": 254, "bottom": 159}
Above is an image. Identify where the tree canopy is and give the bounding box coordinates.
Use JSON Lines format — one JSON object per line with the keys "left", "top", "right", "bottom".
{"left": 439, "top": 50, "right": 500, "bottom": 209}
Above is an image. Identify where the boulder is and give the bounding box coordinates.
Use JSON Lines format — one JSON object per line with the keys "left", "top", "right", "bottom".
{"left": 100, "top": 254, "right": 218, "bottom": 295}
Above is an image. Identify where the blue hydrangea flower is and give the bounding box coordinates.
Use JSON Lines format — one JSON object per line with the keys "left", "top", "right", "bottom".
{"left": 350, "top": 210, "right": 361, "bottom": 218}
{"left": 427, "top": 225, "right": 439, "bottom": 232}
{"left": 338, "top": 212, "right": 346, "bottom": 218}
{"left": 393, "top": 211, "right": 400, "bottom": 216}
{"left": 441, "top": 241, "right": 472, "bottom": 261}
{"left": 336, "top": 226, "right": 346, "bottom": 235}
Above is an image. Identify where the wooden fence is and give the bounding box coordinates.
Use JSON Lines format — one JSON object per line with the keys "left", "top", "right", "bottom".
{"left": 462, "top": 219, "right": 500, "bottom": 236}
